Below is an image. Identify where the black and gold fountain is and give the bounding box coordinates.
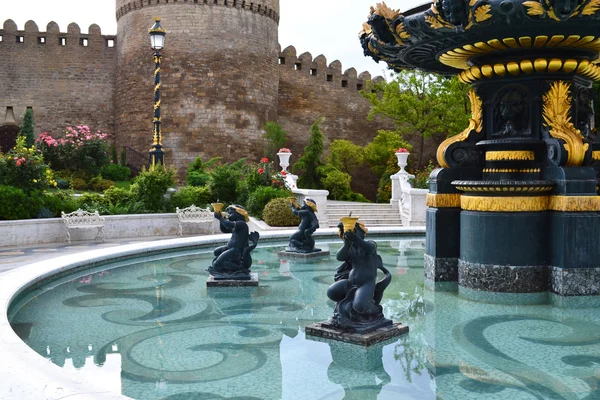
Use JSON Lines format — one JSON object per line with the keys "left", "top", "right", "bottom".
{"left": 361, "top": 1, "right": 600, "bottom": 298}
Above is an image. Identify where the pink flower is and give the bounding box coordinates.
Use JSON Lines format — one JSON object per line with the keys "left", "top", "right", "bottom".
{"left": 261, "top": 157, "right": 269, "bottom": 163}
{"left": 258, "top": 168, "right": 264, "bottom": 174}
{"left": 15, "top": 160, "right": 21, "bottom": 166}
{"left": 395, "top": 148, "right": 409, "bottom": 153}
{"left": 278, "top": 148, "right": 291, "bottom": 153}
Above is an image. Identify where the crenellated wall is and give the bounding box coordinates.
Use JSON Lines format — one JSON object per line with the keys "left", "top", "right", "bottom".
{"left": 277, "top": 45, "right": 394, "bottom": 199}
{"left": 0, "top": 20, "right": 116, "bottom": 137}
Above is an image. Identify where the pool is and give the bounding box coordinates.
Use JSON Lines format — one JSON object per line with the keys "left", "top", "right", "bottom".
{"left": 7, "top": 236, "right": 600, "bottom": 400}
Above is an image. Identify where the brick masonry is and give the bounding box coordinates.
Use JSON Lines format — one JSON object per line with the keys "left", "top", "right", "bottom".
{"left": 0, "top": 0, "right": 398, "bottom": 198}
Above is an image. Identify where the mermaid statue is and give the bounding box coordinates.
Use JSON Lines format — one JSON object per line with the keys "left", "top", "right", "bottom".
{"left": 208, "top": 204, "right": 259, "bottom": 280}
{"left": 286, "top": 197, "right": 321, "bottom": 253}
{"left": 326, "top": 220, "right": 392, "bottom": 333}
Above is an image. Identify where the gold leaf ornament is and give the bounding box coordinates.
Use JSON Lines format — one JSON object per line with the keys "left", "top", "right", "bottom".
{"left": 542, "top": 81, "right": 588, "bottom": 166}
{"left": 582, "top": 0, "right": 600, "bottom": 15}
{"left": 374, "top": 2, "right": 401, "bottom": 20}
{"left": 396, "top": 23, "right": 411, "bottom": 40}
{"left": 523, "top": 1, "right": 546, "bottom": 16}
{"left": 474, "top": 4, "right": 492, "bottom": 22}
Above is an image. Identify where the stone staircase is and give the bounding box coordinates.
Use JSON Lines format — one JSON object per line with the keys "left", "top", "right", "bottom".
{"left": 326, "top": 201, "right": 403, "bottom": 228}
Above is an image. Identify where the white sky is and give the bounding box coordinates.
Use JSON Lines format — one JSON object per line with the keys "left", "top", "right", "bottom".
{"left": 0, "top": 0, "right": 427, "bottom": 78}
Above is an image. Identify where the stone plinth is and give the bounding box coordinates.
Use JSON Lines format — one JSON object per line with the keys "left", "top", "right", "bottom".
{"left": 305, "top": 321, "right": 408, "bottom": 346}
{"left": 206, "top": 273, "right": 258, "bottom": 287}
{"left": 277, "top": 250, "right": 330, "bottom": 259}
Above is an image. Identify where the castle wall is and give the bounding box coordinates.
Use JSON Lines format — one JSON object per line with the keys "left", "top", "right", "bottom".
{"left": 277, "top": 46, "right": 394, "bottom": 200}
{"left": 115, "top": 0, "right": 280, "bottom": 176}
{"left": 0, "top": 20, "right": 116, "bottom": 138}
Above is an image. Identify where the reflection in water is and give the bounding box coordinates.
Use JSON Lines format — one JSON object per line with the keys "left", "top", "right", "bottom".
{"left": 9, "top": 239, "right": 600, "bottom": 399}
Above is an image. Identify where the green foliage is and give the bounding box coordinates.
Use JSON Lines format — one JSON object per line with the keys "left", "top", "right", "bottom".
{"left": 320, "top": 166, "right": 352, "bottom": 200}
{"left": 362, "top": 70, "right": 470, "bottom": 167}
{"left": 77, "top": 192, "right": 111, "bottom": 214}
{"left": 0, "top": 136, "right": 56, "bottom": 193}
{"left": 171, "top": 186, "right": 212, "bottom": 209}
{"left": 0, "top": 185, "right": 41, "bottom": 220}
{"left": 111, "top": 144, "right": 119, "bottom": 164}
{"left": 246, "top": 186, "right": 291, "bottom": 219}
{"left": 263, "top": 122, "right": 287, "bottom": 161}
{"left": 292, "top": 118, "right": 326, "bottom": 189}
{"left": 120, "top": 148, "right": 127, "bottom": 166}
{"left": 376, "top": 154, "right": 401, "bottom": 203}
{"left": 364, "top": 130, "right": 412, "bottom": 177}
{"left": 101, "top": 164, "right": 131, "bottom": 181}
{"left": 209, "top": 159, "right": 245, "bottom": 204}
{"left": 21, "top": 108, "right": 35, "bottom": 148}
{"left": 186, "top": 156, "right": 220, "bottom": 187}
{"left": 71, "top": 178, "right": 86, "bottom": 190}
{"left": 39, "top": 191, "right": 78, "bottom": 217}
{"left": 326, "top": 140, "right": 364, "bottom": 175}
{"left": 411, "top": 160, "right": 436, "bottom": 190}
{"left": 130, "top": 164, "right": 177, "bottom": 212}
{"left": 103, "top": 186, "right": 132, "bottom": 206}
{"left": 262, "top": 197, "right": 300, "bottom": 227}
{"left": 87, "top": 176, "right": 115, "bottom": 192}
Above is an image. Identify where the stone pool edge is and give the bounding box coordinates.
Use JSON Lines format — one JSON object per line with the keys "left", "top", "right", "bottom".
{"left": 0, "top": 226, "right": 425, "bottom": 400}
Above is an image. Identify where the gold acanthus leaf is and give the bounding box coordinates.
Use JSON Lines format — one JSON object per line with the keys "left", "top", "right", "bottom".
{"left": 523, "top": 1, "right": 546, "bottom": 16}
{"left": 396, "top": 23, "right": 411, "bottom": 40}
{"left": 469, "top": 0, "right": 478, "bottom": 6}
{"left": 474, "top": 4, "right": 492, "bottom": 22}
{"left": 374, "top": 2, "right": 401, "bottom": 20}
{"left": 360, "top": 22, "right": 372, "bottom": 36}
{"left": 582, "top": 0, "right": 600, "bottom": 15}
{"left": 542, "top": 81, "right": 588, "bottom": 166}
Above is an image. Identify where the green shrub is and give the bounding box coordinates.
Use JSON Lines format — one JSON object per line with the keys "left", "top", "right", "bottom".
{"left": 55, "top": 178, "right": 70, "bottom": 189}
{"left": 2, "top": 136, "right": 56, "bottom": 193}
{"left": 21, "top": 108, "right": 35, "bottom": 148}
{"left": 186, "top": 156, "right": 220, "bottom": 187}
{"left": 101, "top": 164, "right": 131, "bottom": 181}
{"left": 111, "top": 144, "right": 119, "bottom": 164}
{"left": 209, "top": 159, "right": 245, "bottom": 204}
{"left": 0, "top": 185, "right": 40, "bottom": 220}
{"left": 262, "top": 197, "right": 300, "bottom": 227}
{"left": 171, "top": 186, "right": 212, "bottom": 209}
{"left": 120, "top": 148, "right": 127, "bottom": 166}
{"left": 103, "top": 187, "right": 132, "bottom": 206}
{"left": 411, "top": 160, "right": 436, "bottom": 190}
{"left": 246, "top": 186, "right": 290, "bottom": 219}
{"left": 130, "top": 164, "right": 176, "bottom": 212}
{"left": 71, "top": 178, "right": 86, "bottom": 190}
{"left": 88, "top": 176, "right": 115, "bottom": 192}
{"left": 320, "top": 167, "right": 352, "bottom": 200}
{"left": 187, "top": 170, "right": 211, "bottom": 187}
{"left": 41, "top": 191, "right": 79, "bottom": 216}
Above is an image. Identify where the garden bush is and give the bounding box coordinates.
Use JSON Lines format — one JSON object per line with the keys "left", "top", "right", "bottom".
{"left": 103, "top": 187, "right": 132, "bottom": 207}
{"left": 101, "top": 164, "right": 131, "bottom": 181}
{"left": 41, "top": 191, "right": 79, "bottom": 216}
{"left": 88, "top": 176, "right": 115, "bottom": 192}
{"left": 71, "top": 178, "right": 86, "bottom": 190}
{"left": 0, "top": 185, "right": 41, "bottom": 220}
{"left": 186, "top": 156, "right": 220, "bottom": 187}
{"left": 171, "top": 186, "right": 212, "bottom": 210}
{"left": 246, "top": 186, "right": 291, "bottom": 219}
{"left": 130, "top": 164, "right": 176, "bottom": 212}
{"left": 209, "top": 159, "right": 245, "bottom": 204}
{"left": 262, "top": 197, "right": 300, "bottom": 227}
{"left": 1, "top": 136, "right": 56, "bottom": 193}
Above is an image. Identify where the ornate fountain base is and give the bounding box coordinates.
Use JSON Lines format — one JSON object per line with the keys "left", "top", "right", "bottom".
{"left": 305, "top": 321, "right": 408, "bottom": 346}
{"left": 206, "top": 273, "right": 259, "bottom": 287}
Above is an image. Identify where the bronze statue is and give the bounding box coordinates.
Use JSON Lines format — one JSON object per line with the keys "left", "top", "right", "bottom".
{"left": 286, "top": 198, "right": 321, "bottom": 253}
{"left": 326, "top": 221, "right": 392, "bottom": 333}
{"left": 208, "top": 205, "right": 259, "bottom": 280}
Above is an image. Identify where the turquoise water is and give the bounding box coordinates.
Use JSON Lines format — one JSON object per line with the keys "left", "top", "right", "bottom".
{"left": 8, "top": 238, "right": 600, "bottom": 400}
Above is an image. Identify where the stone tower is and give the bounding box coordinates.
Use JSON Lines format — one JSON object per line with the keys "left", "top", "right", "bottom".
{"left": 115, "top": 0, "right": 280, "bottom": 175}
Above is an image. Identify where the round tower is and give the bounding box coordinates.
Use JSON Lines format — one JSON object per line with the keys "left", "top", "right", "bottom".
{"left": 115, "top": 0, "right": 280, "bottom": 174}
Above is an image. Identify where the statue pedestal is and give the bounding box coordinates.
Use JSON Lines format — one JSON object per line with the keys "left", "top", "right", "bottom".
{"left": 277, "top": 249, "right": 330, "bottom": 259}
{"left": 305, "top": 321, "right": 408, "bottom": 346}
{"left": 206, "top": 273, "right": 259, "bottom": 287}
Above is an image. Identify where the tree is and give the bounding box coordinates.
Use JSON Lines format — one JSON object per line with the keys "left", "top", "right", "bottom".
{"left": 363, "top": 130, "right": 412, "bottom": 177}
{"left": 21, "top": 108, "right": 35, "bottom": 148}
{"left": 361, "top": 70, "right": 470, "bottom": 167}
{"left": 326, "top": 139, "right": 364, "bottom": 175}
{"left": 263, "top": 122, "right": 287, "bottom": 161}
{"left": 292, "top": 118, "right": 326, "bottom": 189}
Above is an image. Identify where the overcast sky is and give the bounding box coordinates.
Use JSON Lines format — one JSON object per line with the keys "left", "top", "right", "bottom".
{"left": 0, "top": 0, "right": 427, "bottom": 78}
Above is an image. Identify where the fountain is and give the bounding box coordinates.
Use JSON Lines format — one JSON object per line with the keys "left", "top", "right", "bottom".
{"left": 361, "top": 0, "right": 600, "bottom": 298}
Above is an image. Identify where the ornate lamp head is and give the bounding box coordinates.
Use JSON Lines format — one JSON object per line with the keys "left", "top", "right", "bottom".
{"left": 149, "top": 17, "right": 166, "bottom": 50}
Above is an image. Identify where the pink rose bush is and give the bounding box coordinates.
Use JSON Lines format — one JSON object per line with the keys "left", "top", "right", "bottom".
{"left": 0, "top": 136, "right": 55, "bottom": 193}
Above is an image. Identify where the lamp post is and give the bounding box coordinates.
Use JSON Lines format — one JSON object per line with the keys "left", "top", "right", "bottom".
{"left": 148, "top": 18, "right": 166, "bottom": 166}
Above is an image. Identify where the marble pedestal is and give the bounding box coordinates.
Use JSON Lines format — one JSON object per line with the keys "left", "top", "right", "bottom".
{"left": 305, "top": 321, "right": 409, "bottom": 346}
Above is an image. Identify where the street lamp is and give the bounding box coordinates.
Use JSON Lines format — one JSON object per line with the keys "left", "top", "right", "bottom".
{"left": 148, "top": 17, "right": 166, "bottom": 166}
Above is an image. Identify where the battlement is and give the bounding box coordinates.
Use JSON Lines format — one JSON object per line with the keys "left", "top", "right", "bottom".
{"left": 0, "top": 19, "right": 116, "bottom": 48}
{"left": 116, "top": 0, "right": 280, "bottom": 24}
{"left": 278, "top": 45, "right": 385, "bottom": 92}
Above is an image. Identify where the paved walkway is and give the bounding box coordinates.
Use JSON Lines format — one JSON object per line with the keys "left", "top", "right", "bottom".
{"left": 0, "top": 236, "right": 181, "bottom": 274}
